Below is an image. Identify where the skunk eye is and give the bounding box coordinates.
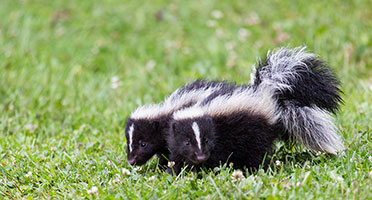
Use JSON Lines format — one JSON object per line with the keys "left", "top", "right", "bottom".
{"left": 185, "top": 141, "right": 190, "bottom": 146}
{"left": 140, "top": 142, "right": 147, "bottom": 148}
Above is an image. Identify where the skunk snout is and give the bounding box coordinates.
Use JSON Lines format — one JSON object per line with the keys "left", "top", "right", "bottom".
{"left": 194, "top": 152, "right": 208, "bottom": 162}
{"left": 128, "top": 156, "right": 137, "bottom": 165}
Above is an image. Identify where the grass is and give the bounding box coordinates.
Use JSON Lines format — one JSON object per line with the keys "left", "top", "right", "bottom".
{"left": 1, "top": 0, "right": 372, "bottom": 199}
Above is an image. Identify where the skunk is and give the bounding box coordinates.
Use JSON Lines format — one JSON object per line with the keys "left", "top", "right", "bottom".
{"left": 125, "top": 80, "right": 234, "bottom": 167}
{"left": 166, "top": 47, "right": 343, "bottom": 174}
{"left": 166, "top": 85, "right": 280, "bottom": 174}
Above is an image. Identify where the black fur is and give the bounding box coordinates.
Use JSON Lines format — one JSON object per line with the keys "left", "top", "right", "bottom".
{"left": 125, "top": 80, "right": 234, "bottom": 167}
{"left": 167, "top": 112, "right": 280, "bottom": 174}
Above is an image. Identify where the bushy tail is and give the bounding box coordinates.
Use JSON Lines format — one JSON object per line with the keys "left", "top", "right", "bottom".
{"left": 280, "top": 104, "right": 344, "bottom": 154}
{"left": 252, "top": 47, "right": 344, "bottom": 154}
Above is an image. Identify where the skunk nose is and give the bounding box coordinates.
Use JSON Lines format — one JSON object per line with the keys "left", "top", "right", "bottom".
{"left": 128, "top": 158, "right": 136, "bottom": 165}
{"left": 195, "top": 153, "right": 208, "bottom": 162}
{"left": 128, "top": 156, "right": 137, "bottom": 165}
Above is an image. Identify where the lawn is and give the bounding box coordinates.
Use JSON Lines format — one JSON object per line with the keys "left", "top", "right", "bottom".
{"left": 1, "top": 0, "right": 372, "bottom": 199}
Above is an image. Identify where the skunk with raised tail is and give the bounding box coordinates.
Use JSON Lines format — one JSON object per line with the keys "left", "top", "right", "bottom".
{"left": 166, "top": 47, "right": 343, "bottom": 174}
{"left": 125, "top": 80, "right": 234, "bottom": 166}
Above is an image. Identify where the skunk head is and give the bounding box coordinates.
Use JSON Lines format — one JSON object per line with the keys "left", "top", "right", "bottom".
{"left": 168, "top": 116, "right": 215, "bottom": 164}
{"left": 125, "top": 118, "right": 163, "bottom": 166}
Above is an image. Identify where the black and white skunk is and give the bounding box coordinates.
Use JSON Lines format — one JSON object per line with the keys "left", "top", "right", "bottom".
{"left": 125, "top": 80, "right": 234, "bottom": 166}
{"left": 166, "top": 47, "right": 343, "bottom": 174}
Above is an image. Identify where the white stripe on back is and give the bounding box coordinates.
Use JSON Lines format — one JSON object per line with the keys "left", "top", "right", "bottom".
{"left": 128, "top": 124, "right": 134, "bottom": 152}
{"left": 173, "top": 86, "right": 279, "bottom": 125}
{"left": 130, "top": 83, "right": 223, "bottom": 119}
{"left": 192, "top": 122, "right": 202, "bottom": 150}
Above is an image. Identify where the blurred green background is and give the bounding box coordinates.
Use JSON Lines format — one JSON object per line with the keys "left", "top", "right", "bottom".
{"left": 1, "top": 0, "right": 371, "bottom": 199}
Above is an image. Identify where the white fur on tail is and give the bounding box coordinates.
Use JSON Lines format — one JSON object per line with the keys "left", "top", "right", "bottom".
{"left": 258, "top": 47, "right": 315, "bottom": 93}
{"left": 281, "top": 106, "right": 344, "bottom": 154}
{"left": 260, "top": 47, "right": 344, "bottom": 154}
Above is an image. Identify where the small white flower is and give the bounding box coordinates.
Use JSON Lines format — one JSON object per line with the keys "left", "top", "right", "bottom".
{"left": 145, "top": 60, "right": 156, "bottom": 70}
{"left": 110, "top": 76, "right": 122, "bottom": 89}
{"left": 167, "top": 161, "right": 175, "bottom": 168}
{"left": 369, "top": 170, "right": 372, "bottom": 178}
{"left": 91, "top": 166, "right": 96, "bottom": 170}
{"left": 287, "top": 181, "right": 294, "bottom": 188}
{"left": 50, "top": 147, "right": 57, "bottom": 151}
{"left": 226, "top": 52, "right": 237, "bottom": 68}
{"left": 274, "top": 31, "right": 290, "bottom": 45}
{"left": 134, "top": 166, "right": 142, "bottom": 172}
{"left": 238, "top": 28, "right": 250, "bottom": 42}
{"left": 122, "top": 168, "right": 131, "bottom": 176}
{"left": 111, "top": 174, "right": 121, "bottom": 184}
{"left": 206, "top": 20, "right": 217, "bottom": 27}
{"left": 87, "top": 186, "right": 98, "bottom": 195}
{"left": 296, "top": 181, "right": 301, "bottom": 187}
{"left": 275, "top": 160, "right": 281, "bottom": 167}
{"left": 211, "top": 10, "right": 223, "bottom": 19}
{"left": 55, "top": 26, "right": 65, "bottom": 36}
{"left": 229, "top": 162, "right": 234, "bottom": 168}
{"left": 25, "top": 171, "right": 32, "bottom": 178}
{"left": 305, "top": 165, "right": 310, "bottom": 170}
{"left": 231, "top": 170, "right": 244, "bottom": 183}
{"left": 25, "top": 124, "right": 37, "bottom": 132}
{"left": 369, "top": 84, "right": 372, "bottom": 92}
{"left": 148, "top": 176, "right": 156, "bottom": 181}
{"left": 111, "top": 76, "right": 119, "bottom": 83}
{"left": 111, "top": 82, "right": 122, "bottom": 89}
{"left": 107, "top": 160, "right": 112, "bottom": 166}
{"left": 254, "top": 41, "right": 263, "bottom": 48}
{"left": 91, "top": 186, "right": 98, "bottom": 194}
{"left": 112, "top": 177, "right": 120, "bottom": 184}
{"left": 368, "top": 156, "right": 372, "bottom": 161}
{"left": 246, "top": 13, "right": 260, "bottom": 26}
{"left": 330, "top": 171, "right": 343, "bottom": 183}
{"left": 216, "top": 28, "right": 224, "bottom": 37}
{"left": 225, "top": 42, "right": 235, "bottom": 51}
